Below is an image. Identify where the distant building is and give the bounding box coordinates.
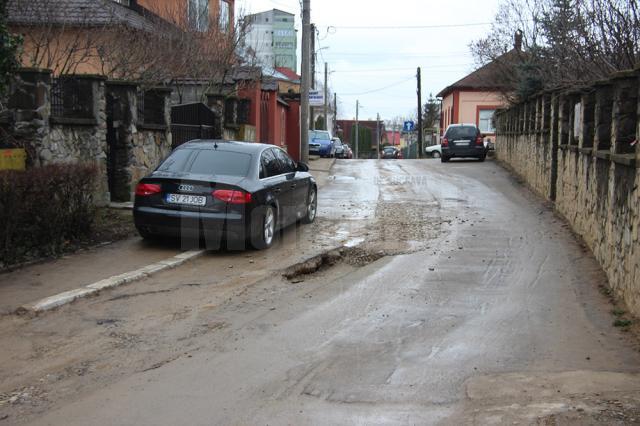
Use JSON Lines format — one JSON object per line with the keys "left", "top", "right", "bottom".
{"left": 245, "top": 9, "right": 297, "bottom": 72}
{"left": 437, "top": 32, "right": 525, "bottom": 139}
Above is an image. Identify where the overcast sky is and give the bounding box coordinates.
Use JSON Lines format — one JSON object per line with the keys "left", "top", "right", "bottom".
{"left": 236, "top": 0, "right": 504, "bottom": 123}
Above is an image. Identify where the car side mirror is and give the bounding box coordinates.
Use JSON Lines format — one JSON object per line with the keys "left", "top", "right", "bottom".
{"left": 296, "top": 162, "right": 309, "bottom": 172}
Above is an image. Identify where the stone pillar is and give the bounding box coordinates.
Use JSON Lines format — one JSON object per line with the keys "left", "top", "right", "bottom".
{"left": 7, "top": 68, "right": 52, "bottom": 164}
{"left": 610, "top": 72, "right": 639, "bottom": 155}
{"left": 593, "top": 81, "right": 614, "bottom": 152}
{"left": 579, "top": 90, "right": 596, "bottom": 149}
{"left": 105, "top": 81, "right": 137, "bottom": 202}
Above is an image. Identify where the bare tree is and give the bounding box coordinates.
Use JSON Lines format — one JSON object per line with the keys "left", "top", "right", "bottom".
{"left": 471, "top": 0, "right": 640, "bottom": 102}
{"left": 7, "top": 0, "right": 253, "bottom": 93}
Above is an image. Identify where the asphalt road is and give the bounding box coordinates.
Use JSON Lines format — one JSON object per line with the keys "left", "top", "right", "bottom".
{"left": 3, "top": 158, "right": 640, "bottom": 425}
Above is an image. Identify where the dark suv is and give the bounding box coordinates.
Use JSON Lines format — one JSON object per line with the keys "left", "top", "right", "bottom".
{"left": 441, "top": 124, "right": 486, "bottom": 162}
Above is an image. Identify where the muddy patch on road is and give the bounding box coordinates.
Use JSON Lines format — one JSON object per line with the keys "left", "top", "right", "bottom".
{"left": 283, "top": 246, "right": 385, "bottom": 282}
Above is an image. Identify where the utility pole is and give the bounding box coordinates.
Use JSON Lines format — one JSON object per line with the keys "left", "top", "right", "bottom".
{"left": 355, "top": 100, "right": 359, "bottom": 159}
{"left": 333, "top": 92, "right": 337, "bottom": 135}
{"left": 310, "top": 23, "right": 316, "bottom": 131}
{"left": 300, "top": 0, "right": 311, "bottom": 162}
{"left": 376, "top": 112, "right": 381, "bottom": 160}
{"left": 417, "top": 67, "right": 423, "bottom": 159}
{"left": 323, "top": 62, "right": 328, "bottom": 132}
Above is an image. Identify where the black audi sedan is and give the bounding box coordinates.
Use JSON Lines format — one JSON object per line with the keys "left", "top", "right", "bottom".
{"left": 133, "top": 140, "right": 317, "bottom": 250}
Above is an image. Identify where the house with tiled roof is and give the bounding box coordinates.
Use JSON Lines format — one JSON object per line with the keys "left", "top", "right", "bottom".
{"left": 7, "top": 0, "right": 235, "bottom": 75}
{"left": 437, "top": 33, "right": 525, "bottom": 138}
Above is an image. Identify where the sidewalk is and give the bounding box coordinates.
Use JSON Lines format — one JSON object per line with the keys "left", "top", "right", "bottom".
{"left": 0, "top": 158, "right": 336, "bottom": 315}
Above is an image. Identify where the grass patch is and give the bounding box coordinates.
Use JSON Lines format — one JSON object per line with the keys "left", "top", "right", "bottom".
{"left": 614, "top": 319, "right": 632, "bottom": 328}
{"left": 612, "top": 308, "right": 626, "bottom": 317}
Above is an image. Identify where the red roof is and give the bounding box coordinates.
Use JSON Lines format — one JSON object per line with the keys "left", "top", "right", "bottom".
{"left": 275, "top": 67, "right": 301, "bottom": 82}
{"left": 386, "top": 131, "right": 401, "bottom": 146}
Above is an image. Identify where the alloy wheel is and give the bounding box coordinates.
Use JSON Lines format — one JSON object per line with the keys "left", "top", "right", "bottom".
{"left": 264, "top": 207, "right": 275, "bottom": 246}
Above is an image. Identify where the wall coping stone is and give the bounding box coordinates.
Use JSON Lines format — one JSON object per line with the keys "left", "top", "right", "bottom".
{"left": 50, "top": 117, "right": 98, "bottom": 126}
{"left": 106, "top": 80, "right": 139, "bottom": 88}
{"left": 610, "top": 153, "right": 637, "bottom": 168}
{"left": 138, "top": 124, "right": 167, "bottom": 131}
{"left": 578, "top": 147, "right": 593, "bottom": 155}
{"left": 568, "top": 145, "right": 580, "bottom": 153}
{"left": 595, "top": 150, "right": 612, "bottom": 160}
{"left": 146, "top": 87, "right": 173, "bottom": 94}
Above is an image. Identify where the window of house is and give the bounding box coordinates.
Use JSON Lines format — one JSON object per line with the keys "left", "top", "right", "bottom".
{"left": 219, "top": 0, "right": 230, "bottom": 32}
{"left": 188, "top": 0, "right": 209, "bottom": 32}
{"left": 478, "top": 109, "right": 496, "bottom": 133}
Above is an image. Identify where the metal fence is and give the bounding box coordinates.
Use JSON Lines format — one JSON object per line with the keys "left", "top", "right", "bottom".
{"left": 51, "top": 77, "right": 94, "bottom": 120}
{"left": 137, "top": 90, "right": 166, "bottom": 126}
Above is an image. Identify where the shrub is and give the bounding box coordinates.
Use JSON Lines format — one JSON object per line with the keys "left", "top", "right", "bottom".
{"left": 0, "top": 163, "right": 99, "bottom": 267}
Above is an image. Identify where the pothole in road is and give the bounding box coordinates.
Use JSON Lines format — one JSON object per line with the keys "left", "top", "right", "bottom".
{"left": 283, "top": 246, "right": 385, "bottom": 282}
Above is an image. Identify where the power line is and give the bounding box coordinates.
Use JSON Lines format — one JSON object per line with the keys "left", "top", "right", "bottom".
{"left": 325, "top": 21, "right": 494, "bottom": 31}
{"left": 340, "top": 76, "right": 415, "bottom": 96}
{"left": 332, "top": 64, "right": 475, "bottom": 73}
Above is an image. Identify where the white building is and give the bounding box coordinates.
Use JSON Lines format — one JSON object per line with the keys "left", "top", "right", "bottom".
{"left": 244, "top": 9, "right": 297, "bottom": 72}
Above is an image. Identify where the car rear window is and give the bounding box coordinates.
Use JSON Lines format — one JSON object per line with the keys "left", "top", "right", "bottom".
{"left": 446, "top": 126, "right": 478, "bottom": 139}
{"left": 310, "top": 131, "right": 331, "bottom": 141}
{"left": 384, "top": 147, "right": 395, "bottom": 152}
{"left": 158, "top": 149, "right": 252, "bottom": 177}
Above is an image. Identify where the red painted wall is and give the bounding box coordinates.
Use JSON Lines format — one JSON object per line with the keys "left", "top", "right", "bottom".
{"left": 285, "top": 99, "right": 301, "bottom": 161}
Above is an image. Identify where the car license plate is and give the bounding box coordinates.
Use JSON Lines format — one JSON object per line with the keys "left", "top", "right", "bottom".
{"left": 166, "top": 193, "right": 206, "bottom": 206}
{"left": 454, "top": 140, "right": 469, "bottom": 146}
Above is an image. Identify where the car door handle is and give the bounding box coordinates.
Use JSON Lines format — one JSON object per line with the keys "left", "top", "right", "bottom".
{"left": 274, "top": 188, "right": 282, "bottom": 194}
{"left": 290, "top": 183, "right": 297, "bottom": 189}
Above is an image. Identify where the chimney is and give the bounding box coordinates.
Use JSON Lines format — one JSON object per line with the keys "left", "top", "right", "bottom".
{"left": 514, "top": 30, "right": 523, "bottom": 51}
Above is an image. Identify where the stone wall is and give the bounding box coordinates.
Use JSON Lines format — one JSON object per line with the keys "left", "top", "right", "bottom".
{"left": 495, "top": 67, "right": 640, "bottom": 315}
{"left": 3, "top": 69, "right": 173, "bottom": 204}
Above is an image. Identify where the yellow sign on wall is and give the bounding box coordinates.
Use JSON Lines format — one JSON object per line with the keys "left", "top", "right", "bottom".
{"left": 0, "top": 149, "right": 27, "bottom": 171}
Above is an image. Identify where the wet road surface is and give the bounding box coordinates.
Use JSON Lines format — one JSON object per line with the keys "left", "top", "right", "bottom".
{"left": 3, "top": 159, "right": 640, "bottom": 425}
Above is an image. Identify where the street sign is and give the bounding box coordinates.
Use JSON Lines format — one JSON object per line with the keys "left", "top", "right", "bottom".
{"left": 309, "top": 90, "right": 324, "bottom": 107}
{"left": 403, "top": 121, "right": 415, "bottom": 132}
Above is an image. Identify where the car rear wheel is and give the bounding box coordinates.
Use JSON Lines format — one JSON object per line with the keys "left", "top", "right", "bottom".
{"left": 251, "top": 205, "right": 276, "bottom": 250}
{"left": 432, "top": 151, "right": 441, "bottom": 158}
{"left": 478, "top": 155, "right": 486, "bottom": 162}
{"left": 441, "top": 155, "right": 450, "bottom": 163}
{"left": 302, "top": 186, "right": 317, "bottom": 224}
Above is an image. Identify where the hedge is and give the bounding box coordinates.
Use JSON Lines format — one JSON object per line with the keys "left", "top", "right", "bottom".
{"left": 0, "top": 163, "right": 99, "bottom": 267}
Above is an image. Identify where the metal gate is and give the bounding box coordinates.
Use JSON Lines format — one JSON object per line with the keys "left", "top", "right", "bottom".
{"left": 170, "top": 103, "right": 221, "bottom": 149}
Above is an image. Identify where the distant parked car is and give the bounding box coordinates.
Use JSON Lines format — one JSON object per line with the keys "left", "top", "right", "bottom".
{"left": 425, "top": 144, "right": 442, "bottom": 158}
{"left": 309, "top": 130, "right": 335, "bottom": 158}
{"left": 133, "top": 141, "right": 317, "bottom": 250}
{"left": 441, "top": 124, "right": 486, "bottom": 162}
{"left": 381, "top": 146, "right": 401, "bottom": 159}
{"left": 332, "top": 138, "right": 345, "bottom": 158}
{"left": 343, "top": 144, "right": 353, "bottom": 159}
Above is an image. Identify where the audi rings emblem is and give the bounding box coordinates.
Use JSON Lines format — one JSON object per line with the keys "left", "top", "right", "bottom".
{"left": 179, "top": 184, "right": 195, "bottom": 192}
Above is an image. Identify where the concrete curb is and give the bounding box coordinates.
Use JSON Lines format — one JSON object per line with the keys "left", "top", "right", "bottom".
{"left": 18, "top": 250, "right": 205, "bottom": 315}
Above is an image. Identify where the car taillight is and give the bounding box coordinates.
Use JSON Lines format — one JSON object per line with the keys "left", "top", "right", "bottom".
{"left": 442, "top": 138, "right": 449, "bottom": 147}
{"left": 213, "top": 189, "right": 252, "bottom": 204}
{"left": 476, "top": 136, "right": 484, "bottom": 146}
{"left": 135, "top": 183, "right": 161, "bottom": 196}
